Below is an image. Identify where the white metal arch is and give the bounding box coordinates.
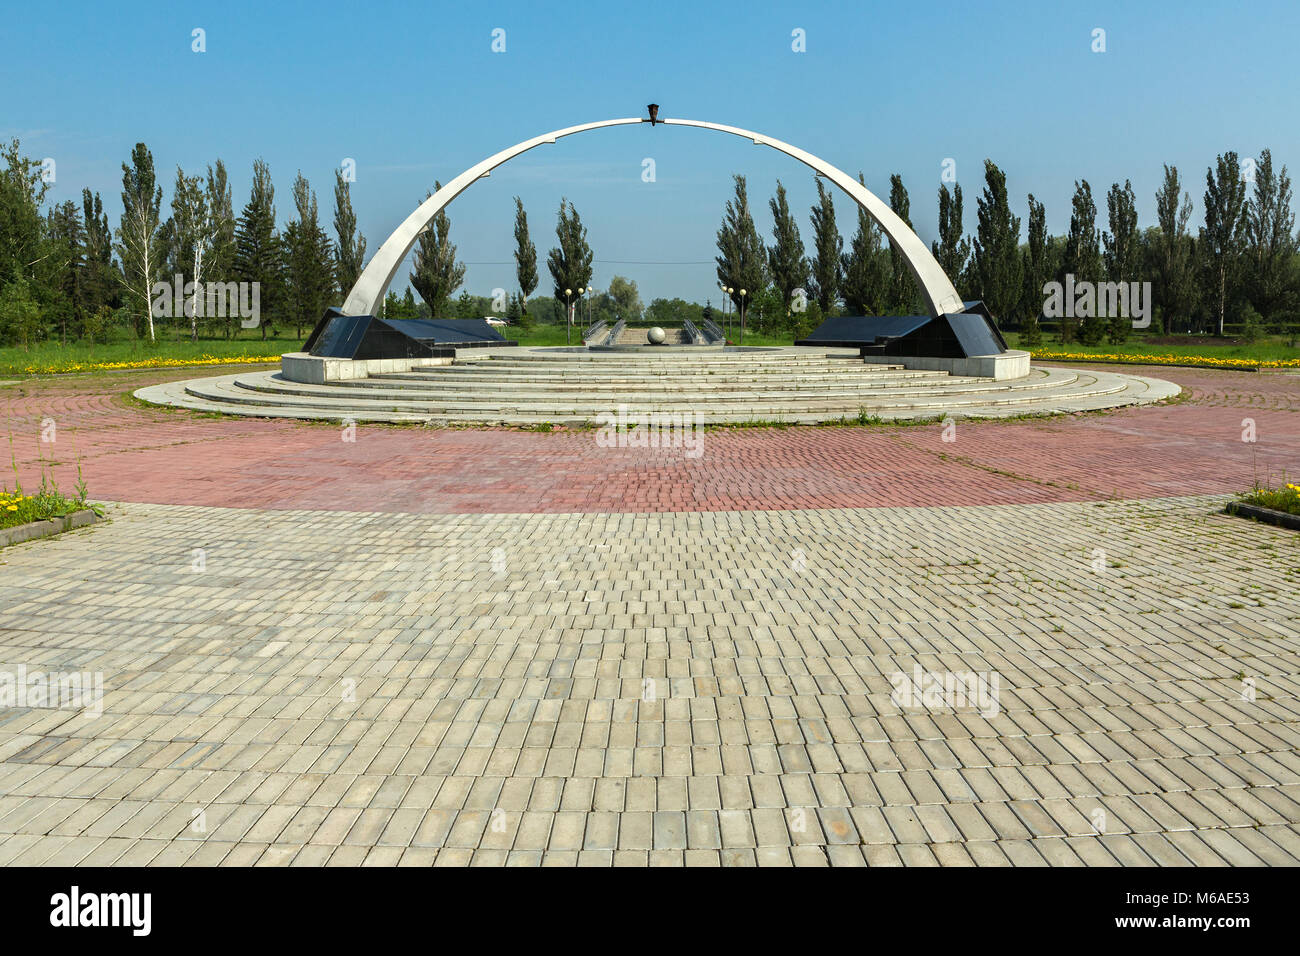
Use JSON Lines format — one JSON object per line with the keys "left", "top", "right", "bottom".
{"left": 341, "top": 116, "right": 964, "bottom": 319}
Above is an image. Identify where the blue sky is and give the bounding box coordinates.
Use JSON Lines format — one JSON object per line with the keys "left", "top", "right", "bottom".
{"left": 5, "top": 0, "right": 1298, "bottom": 307}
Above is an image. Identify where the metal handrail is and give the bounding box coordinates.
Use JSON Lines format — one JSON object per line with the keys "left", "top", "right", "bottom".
{"left": 702, "top": 317, "right": 726, "bottom": 343}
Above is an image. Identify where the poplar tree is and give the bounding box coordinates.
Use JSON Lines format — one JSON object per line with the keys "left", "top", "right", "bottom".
{"left": 1244, "top": 148, "right": 1298, "bottom": 323}
{"left": 767, "top": 179, "right": 808, "bottom": 319}
{"left": 972, "top": 160, "right": 1022, "bottom": 323}
{"left": 840, "top": 173, "right": 889, "bottom": 316}
{"left": 932, "top": 182, "right": 970, "bottom": 293}
{"left": 512, "top": 196, "right": 538, "bottom": 315}
{"left": 205, "top": 161, "right": 237, "bottom": 336}
{"left": 1019, "top": 194, "right": 1047, "bottom": 344}
{"left": 887, "top": 174, "right": 917, "bottom": 313}
{"left": 332, "top": 170, "right": 366, "bottom": 298}
{"left": 808, "top": 176, "right": 842, "bottom": 313}
{"left": 1061, "top": 180, "right": 1102, "bottom": 343}
{"left": 284, "top": 172, "right": 334, "bottom": 339}
{"left": 80, "top": 188, "right": 116, "bottom": 320}
{"left": 547, "top": 197, "right": 593, "bottom": 335}
{"left": 1201, "top": 152, "right": 1248, "bottom": 337}
{"left": 410, "top": 181, "right": 465, "bottom": 317}
{"left": 1103, "top": 180, "right": 1139, "bottom": 343}
{"left": 715, "top": 175, "right": 767, "bottom": 320}
{"left": 1154, "top": 166, "right": 1195, "bottom": 334}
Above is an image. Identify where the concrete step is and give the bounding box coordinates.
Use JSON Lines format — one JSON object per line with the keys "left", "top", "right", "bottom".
{"left": 236, "top": 371, "right": 1060, "bottom": 403}
{"left": 136, "top": 368, "right": 1177, "bottom": 425}
{"left": 449, "top": 358, "right": 873, "bottom": 373}
{"left": 440, "top": 359, "right": 900, "bottom": 372}
{"left": 367, "top": 369, "right": 969, "bottom": 389}
{"left": 456, "top": 347, "right": 857, "bottom": 364}
{"left": 181, "top": 369, "right": 1127, "bottom": 416}
{"left": 394, "top": 356, "right": 926, "bottom": 383}
{"left": 134, "top": 346, "right": 1181, "bottom": 425}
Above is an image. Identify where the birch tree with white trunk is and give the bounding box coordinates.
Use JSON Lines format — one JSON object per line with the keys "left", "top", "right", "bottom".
{"left": 115, "top": 143, "right": 163, "bottom": 343}
{"left": 168, "top": 169, "right": 215, "bottom": 341}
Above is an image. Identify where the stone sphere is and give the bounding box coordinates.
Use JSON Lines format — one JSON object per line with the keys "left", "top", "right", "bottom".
{"left": 647, "top": 326, "right": 666, "bottom": 345}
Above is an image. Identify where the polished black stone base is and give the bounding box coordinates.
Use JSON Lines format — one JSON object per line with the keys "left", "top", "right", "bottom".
{"left": 303, "top": 308, "right": 513, "bottom": 360}
{"left": 796, "top": 301, "right": 1008, "bottom": 358}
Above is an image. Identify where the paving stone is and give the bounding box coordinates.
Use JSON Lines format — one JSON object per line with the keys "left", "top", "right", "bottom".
{"left": 652, "top": 811, "right": 687, "bottom": 850}
{"left": 0, "top": 482, "right": 1297, "bottom": 870}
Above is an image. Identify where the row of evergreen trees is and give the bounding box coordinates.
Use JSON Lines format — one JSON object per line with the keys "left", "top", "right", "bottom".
{"left": 0, "top": 139, "right": 365, "bottom": 347}
{"left": 399, "top": 191, "right": 649, "bottom": 338}
{"left": 2, "top": 135, "right": 1297, "bottom": 349}
{"left": 715, "top": 151, "right": 1299, "bottom": 345}
{"left": 0, "top": 133, "right": 614, "bottom": 348}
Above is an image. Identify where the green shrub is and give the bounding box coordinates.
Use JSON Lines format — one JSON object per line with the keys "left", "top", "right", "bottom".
{"left": 1240, "top": 306, "right": 1265, "bottom": 344}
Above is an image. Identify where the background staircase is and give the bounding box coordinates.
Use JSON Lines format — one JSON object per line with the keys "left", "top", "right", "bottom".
{"left": 614, "top": 326, "right": 688, "bottom": 345}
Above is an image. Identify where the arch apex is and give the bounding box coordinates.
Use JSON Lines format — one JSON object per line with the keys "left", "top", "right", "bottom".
{"left": 340, "top": 116, "right": 963, "bottom": 321}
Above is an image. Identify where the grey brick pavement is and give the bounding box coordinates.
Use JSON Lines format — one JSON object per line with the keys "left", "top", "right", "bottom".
{"left": 0, "top": 495, "right": 1297, "bottom": 865}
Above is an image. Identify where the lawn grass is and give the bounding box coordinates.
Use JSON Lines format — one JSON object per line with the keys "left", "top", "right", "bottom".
{"left": 1008, "top": 332, "right": 1300, "bottom": 368}
{"left": 0, "top": 332, "right": 302, "bottom": 376}
{"left": 720, "top": 330, "right": 798, "bottom": 347}
{"left": 510, "top": 324, "right": 582, "bottom": 347}
{"left": 8, "top": 325, "right": 1297, "bottom": 374}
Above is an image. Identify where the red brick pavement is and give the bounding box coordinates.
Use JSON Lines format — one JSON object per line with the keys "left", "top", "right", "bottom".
{"left": 3, "top": 364, "right": 1297, "bottom": 514}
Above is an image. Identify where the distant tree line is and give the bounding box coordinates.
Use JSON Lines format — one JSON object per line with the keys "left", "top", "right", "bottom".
{"left": 715, "top": 150, "right": 1300, "bottom": 346}
{"left": 4, "top": 137, "right": 1297, "bottom": 350}
{"left": 0, "top": 134, "right": 638, "bottom": 349}
{"left": 0, "top": 139, "right": 366, "bottom": 348}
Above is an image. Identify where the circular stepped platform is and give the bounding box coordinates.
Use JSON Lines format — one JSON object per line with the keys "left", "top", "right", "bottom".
{"left": 136, "top": 346, "right": 1179, "bottom": 425}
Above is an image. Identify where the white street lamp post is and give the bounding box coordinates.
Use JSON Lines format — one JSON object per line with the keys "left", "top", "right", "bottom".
{"left": 565, "top": 288, "right": 574, "bottom": 345}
